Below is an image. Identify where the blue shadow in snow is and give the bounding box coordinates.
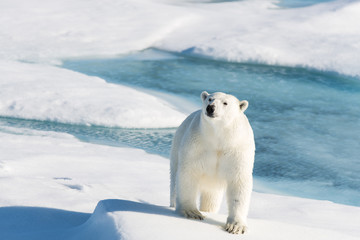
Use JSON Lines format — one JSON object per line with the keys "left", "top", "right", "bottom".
{"left": 98, "top": 199, "right": 176, "bottom": 216}
{"left": 0, "top": 199, "right": 224, "bottom": 240}
{"left": 97, "top": 199, "right": 224, "bottom": 227}
{"left": 0, "top": 206, "right": 90, "bottom": 239}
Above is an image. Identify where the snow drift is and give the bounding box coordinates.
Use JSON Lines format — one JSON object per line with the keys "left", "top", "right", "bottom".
{"left": 1, "top": 0, "right": 360, "bottom": 76}
{"left": 0, "top": 128, "right": 359, "bottom": 240}
{"left": 1, "top": 198, "right": 359, "bottom": 240}
{"left": 0, "top": 60, "right": 187, "bottom": 128}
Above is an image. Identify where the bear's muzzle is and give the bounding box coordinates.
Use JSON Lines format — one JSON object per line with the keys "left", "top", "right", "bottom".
{"left": 206, "top": 104, "right": 215, "bottom": 118}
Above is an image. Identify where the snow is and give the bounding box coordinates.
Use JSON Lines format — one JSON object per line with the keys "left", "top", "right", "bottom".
{"left": 0, "top": 127, "right": 359, "bottom": 240}
{"left": 158, "top": 0, "right": 360, "bottom": 76}
{"left": 0, "top": 60, "right": 188, "bottom": 128}
{"left": 1, "top": 0, "right": 360, "bottom": 239}
{"left": 1, "top": 0, "right": 360, "bottom": 75}
{"left": 0, "top": 0, "right": 192, "bottom": 64}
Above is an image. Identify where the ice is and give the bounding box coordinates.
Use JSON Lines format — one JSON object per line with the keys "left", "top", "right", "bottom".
{"left": 158, "top": 0, "right": 360, "bottom": 76}
{"left": 76, "top": 199, "right": 359, "bottom": 240}
{"left": 0, "top": 60, "right": 188, "bottom": 128}
{"left": 1, "top": 0, "right": 360, "bottom": 75}
{"left": 0, "top": 0, "right": 193, "bottom": 64}
{"left": 0, "top": 128, "right": 359, "bottom": 239}
{"left": 1, "top": 0, "right": 360, "bottom": 238}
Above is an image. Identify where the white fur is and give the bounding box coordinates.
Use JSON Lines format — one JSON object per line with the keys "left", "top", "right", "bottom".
{"left": 170, "top": 91, "right": 255, "bottom": 234}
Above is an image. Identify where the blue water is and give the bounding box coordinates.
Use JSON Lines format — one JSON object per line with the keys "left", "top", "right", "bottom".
{"left": 62, "top": 48, "right": 360, "bottom": 206}
{"left": 177, "top": 0, "right": 334, "bottom": 8}
{"left": 1, "top": 47, "right": 359, "bottom": 206}
{"left": 277, "top": 0, "right": 334, "bottom": 8}
{"left": 2, "top": 0, "right": 359, "bottom": 206}
{"left": 0, "top": 116, "right": 175, "bottom": 156}
{"left": 187, "top": 0, "right": 335, "bottom": 8}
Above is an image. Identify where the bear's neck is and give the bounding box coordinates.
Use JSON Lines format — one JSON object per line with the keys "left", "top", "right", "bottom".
{"left": 200, "top": 114, "right": 243, "bottom": 139}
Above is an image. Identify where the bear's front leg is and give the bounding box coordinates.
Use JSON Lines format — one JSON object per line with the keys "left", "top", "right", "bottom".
{"left": 225, "top": 178, "right": 252, "bottom": 234}
{"left": 176, "top": 168, "right": 204, "bottom": 220}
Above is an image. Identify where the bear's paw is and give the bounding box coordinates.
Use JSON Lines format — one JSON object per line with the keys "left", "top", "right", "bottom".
{"left": 225, "top": 221, "right": 248, "bottom": 234}
{"left": 181, "top": 209, "right": 205, "bottom": 220}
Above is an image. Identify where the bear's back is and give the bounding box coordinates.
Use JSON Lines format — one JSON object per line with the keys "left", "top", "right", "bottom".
{"left": 173, "top": 110, "right": 201, "bottom": 144}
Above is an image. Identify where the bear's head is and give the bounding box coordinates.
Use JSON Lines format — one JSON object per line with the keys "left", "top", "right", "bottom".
{"left": 201, "top": 91, "right": 248, "bottom": 122}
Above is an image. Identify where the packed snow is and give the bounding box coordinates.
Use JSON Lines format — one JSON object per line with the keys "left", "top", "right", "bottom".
{"left": 158, "top": 0, "right": 360, "bottom": 76}
{"left": 1, "top": 128, "right": 359, "bottom": 240}
{"left": 0, "top": 60, "right": 188, "bottom": 128}
{"left": 1, "top": 0, "right": 360, "bottom": 75}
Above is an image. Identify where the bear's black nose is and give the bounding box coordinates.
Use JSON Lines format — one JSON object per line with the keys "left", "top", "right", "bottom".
{"left": 206, "top": 104, "right": 215, "bottom": 115}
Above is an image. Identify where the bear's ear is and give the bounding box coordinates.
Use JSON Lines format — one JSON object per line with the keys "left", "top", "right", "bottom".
{"left": 239, "top": 100, "right": 249, "bottom": 112}
{"left": 201, "top": 91, "right": 209, "bottom": 102}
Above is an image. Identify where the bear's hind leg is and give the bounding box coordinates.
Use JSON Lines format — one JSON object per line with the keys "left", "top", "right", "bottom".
{"left": 200, "top": 190, "right": 223, "bottom": 212}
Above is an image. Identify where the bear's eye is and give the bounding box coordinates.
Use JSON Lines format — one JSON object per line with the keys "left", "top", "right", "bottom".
{"left": 223, "top": 102, "right": 228, "bottom": 106}
{"left": 209, "top": 98, "right": 214, "bottom": 102}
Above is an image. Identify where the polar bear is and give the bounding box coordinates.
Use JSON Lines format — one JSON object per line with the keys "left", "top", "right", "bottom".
{"left": 170, "top": 91, "right": 255, "bottom": 234}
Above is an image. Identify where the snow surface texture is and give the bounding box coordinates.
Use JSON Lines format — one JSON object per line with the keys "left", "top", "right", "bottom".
{"left": 1, "top": 0, "right": 360, "bottom": 75}
{"left": 1, "top": 0, "right": 360, "bottom": 126}
{"left": 1, "top": 0, "right": 360, "bottom": 239}
{"left": 1, "top": 128, "right": 359, "bottom": 240}
{"left": 0, "top": 60, "right": 187, "bottom": 128}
